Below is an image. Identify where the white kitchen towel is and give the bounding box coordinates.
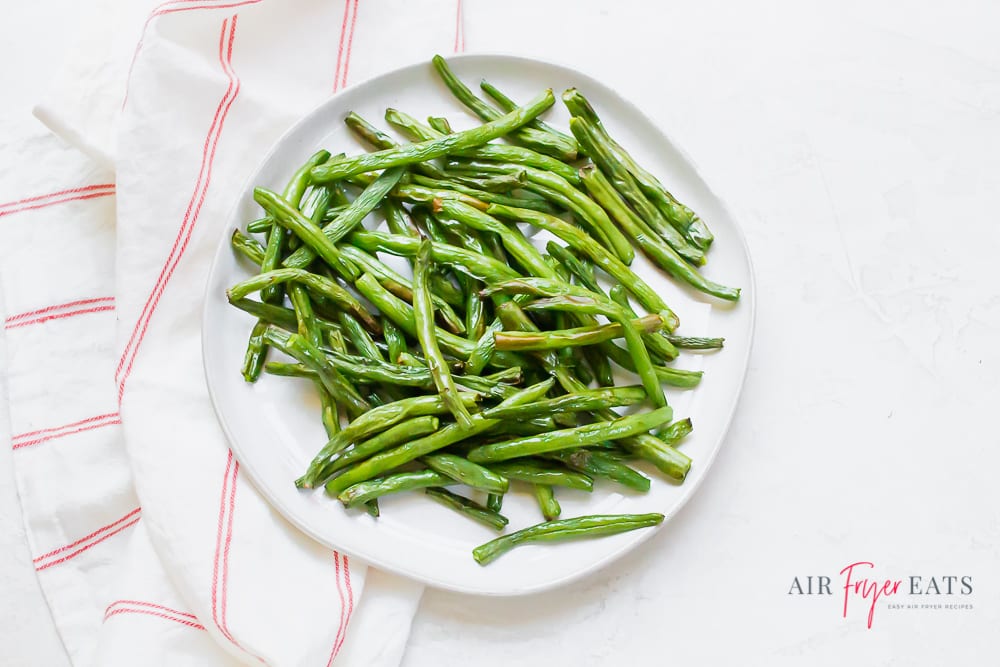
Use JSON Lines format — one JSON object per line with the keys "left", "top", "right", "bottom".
{"left": 19, "top": 0, "right": 471, "bottom": 664}
{"left": 0, "top": 118, "right": 133, "bottom": 667}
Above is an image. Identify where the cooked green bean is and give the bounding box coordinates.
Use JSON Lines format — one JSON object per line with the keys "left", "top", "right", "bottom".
{"left": 545, "top": 449, "right": 650, "bottom": 493}
{"left": 231, "top": 229, "right": 265, "bottom": 265}
{"left": 485, "top": 278, "right": 667, "bottom": 408}
{"left": 321, "top": 416, "right": 442, "bottom": 480}
{"left": 480, "top": 79, "right": 578, "bottom": 151}
{"left": 229, "top": 297, "right": 338, "bottom": 336}
{"left": 337, "top": 244, "right": 465, "bottom": 334}
{"left": 570, "top": 117, "right": 705, "bottom": 266}
{"left": 227, "top": 267, "right": 379, "bottom": 334}
{"left": 579, "top": 166, "right": 740, "bottom": 301}
{"left": 448, "top": 160, "right": 633, "bottom": 265}
{"left": 425, "top": 488, "right": 509, "bottom": 530}
{"left": 487, "top": 493, "right": 504, "bottom": 513}
{"left": 472, "top": 513, "right": 663, "bottom": 565}
{"left": 350, "top": 230, "right": 521, "bottom": 284}
{"left": 494, "top": 314, "right": 664, "bottom": 351}
{"left": 481, "top": 386, "right": 646, "bottom": 420}
{"left": 659, "top": 418, "right": 693, "bottom": 446}
{"left": 289, "top": 285, "right": 322, "bottom": 347}
{"left": 487, "top": 203, "right": 678, "bottom": 326}
{"left": 262, "top": 328, "right": 370, "bottom": 419}
{"left": 422, "top": 453, "right": 509, "bottom": 494}
{"left": 407, "top": 174, "right": 558, "bottom": 213}
{"left": 241, "top": 321, "right": 269, "bottom": 382}
{"left": 283, "top": 166, "right": 405, "bottom": 268}
{"left": 484, "top": 461, "right": 593, "bottom": 491}
{"left": 252, "top": 188, "right": 359, "bottom": 281}
{"left": 599, "top": 341, "right": 703, "bottom": 388}
{"left": 431, "top": 55, "right": 576, "bottom": 161}
{"left": 323, "top": 380, "right": 554, "bottom": 497}
{"left": 414, "top": 240, "right": 475, "bottom": 427}
{"left": 467, "top": 406, "right": 672, "bottom": 463}
{"left": 300, "top": 393, "right": 481, "bottom": 488}
{"left": 338, "top": 469, "right": 455, "bottom": 508}
{"left": 317, "top": 383, "right": 341, "bottom": 438}
{"left": 563, "top": 88, "right": 714, "bottom": 250}
{"left": 311, "top": 89, "right": 555, "bottom": 182}
{"left": 426, "top": 116, "right": 453, "bottom": 134}
{"left": 533, "top": 484, "right": 561, "bottom": 521}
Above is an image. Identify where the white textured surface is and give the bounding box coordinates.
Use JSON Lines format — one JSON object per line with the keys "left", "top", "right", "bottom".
{"left": 3, "top": 0, "right": 1000, "bottom": 664}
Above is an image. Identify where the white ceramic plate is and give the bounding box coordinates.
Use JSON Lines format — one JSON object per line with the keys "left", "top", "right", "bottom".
{"left": 203, "top": 54, "right": 755, "bottom": 595}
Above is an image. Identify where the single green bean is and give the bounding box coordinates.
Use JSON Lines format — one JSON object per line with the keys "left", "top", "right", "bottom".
{"left": 338, "top": 469, "right": 455, "bottom": 508}
{"left": 481, "top": 386, "right": 646, "bottom": 420}
{"left": 487, "top": 493, "right": 504, "bottom": 513}
{"left": 494, "top": 314, "right": 664, "bottom": 351}
{"left": 228, "top": 297, "right": 339, "bottom": 336}
{"left": 533, "top": 484, "right": 561, "bottom": 521}
{"left": 414, "top": 240, "right": 475, "bottom": 428}
{"left": 231, "top": 229, "right": 265, "bottom": 265}
{"left": 425, "top": 488, "right": 509, "bottom": 530}
{"left": 427, "top": 116, "right": 453, "bottom": 134}
{"left": 599, "top": 341, "right": 703, "bottom": 388}
{"left": 241, "top": 321, "right": 269, "bottom": 382}
{"left": 468, "top": 406, "right": 672, "bottom": 463}
{"left": 485, "top": 461, "right": 593, "bottom": 491}
{"left": 620, "top": 434, "right": 691, "bottom": 481}
{"left": 289, "top": 285, "right": 322, "bottom": 347}
{"left": 659, "top": 418, "right": 693, "bottom": 446}
{"left": 317, "top": 383, "right": 341, "bottom": 438}
{"left": 422, "top": 453, "right": 509, "bottom": 494}
{"left": 583, "top": 345, "right": 614, "bottom": 387}
{"left": 545, "top": 449, "right": 651, "bottom": 493}
{"left": 383, "top": 318, "right": 408, "bottom": 364}
{"left": 666, "top": 334, "right": 724, "bottom": 350}
{"left": 453, "top": 171, "right": 527, "bottom": 193}
{"left": 472, "top": 513, "right": 664, "bottom": 565}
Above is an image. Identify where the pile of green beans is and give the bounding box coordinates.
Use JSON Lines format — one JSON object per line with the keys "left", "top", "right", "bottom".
{"left": 227, "top": 55, "right": 739, "bottom": 564}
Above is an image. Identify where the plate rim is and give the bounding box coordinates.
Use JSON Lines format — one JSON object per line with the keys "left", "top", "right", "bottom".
{"left": 201, "top": 51, "right": 757, "bottom": 596}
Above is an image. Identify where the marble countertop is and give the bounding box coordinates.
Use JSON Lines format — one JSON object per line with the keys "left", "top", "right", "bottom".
{"left": 3, "top": 1, "right": 998, "bottom": 664}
